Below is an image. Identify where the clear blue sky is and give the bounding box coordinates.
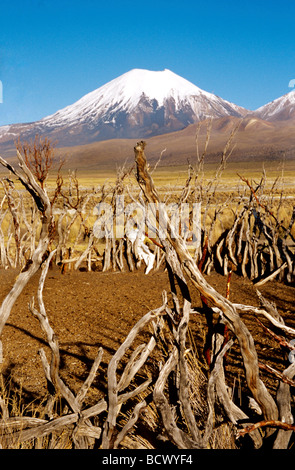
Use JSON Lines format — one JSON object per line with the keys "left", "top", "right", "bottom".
{"left": 0, "top": 0, "right": 295, "bottom": 126}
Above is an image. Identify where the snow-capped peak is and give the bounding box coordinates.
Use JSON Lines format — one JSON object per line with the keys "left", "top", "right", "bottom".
{"left": 0, "top": 68, "right": 248, "bottom": 146}
{"left": 105, "top": 68, "right": 207, "bottom": 106}
{"left": 40, "top": 68, "right": 243, "bottom": 127}
{"left": 255, "top": 89, "right": 295, "bottom": 121}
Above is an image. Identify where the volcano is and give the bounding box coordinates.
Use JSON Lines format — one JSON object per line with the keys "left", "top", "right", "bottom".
{"left": 0, "top": 68, "right": 248, "bottom": 147}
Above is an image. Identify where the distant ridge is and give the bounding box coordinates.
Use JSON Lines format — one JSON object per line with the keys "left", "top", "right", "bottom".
{"left": 255, "top": 89, "right": 295, "bottom": 122}
{"left": 4, "top": 115, "right": 290, "bottom": 171}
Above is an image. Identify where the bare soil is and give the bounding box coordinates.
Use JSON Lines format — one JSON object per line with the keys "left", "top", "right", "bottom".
{"left": 0, "top": 264, "right": 294, "bottom": 410}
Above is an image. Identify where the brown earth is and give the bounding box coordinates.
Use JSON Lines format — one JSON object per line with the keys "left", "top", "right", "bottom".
{"left": 0, "top": 264, "right": 294, "bottom": 411}
{"left": 2, "top": 115, "right": 295, "bottom": 171}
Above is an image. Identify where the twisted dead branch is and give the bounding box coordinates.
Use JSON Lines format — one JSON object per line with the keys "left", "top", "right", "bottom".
{"left": 134, "top": 141, "right": 278, "bottom": 427}
{"left": 0, "top": 150, "right": 54, "bottom": 362}
{"left": 101, "top": 293, "right": 167, "bottom": 449}
{"left": 0, "top": 138, "right": 294, "bottom": 449}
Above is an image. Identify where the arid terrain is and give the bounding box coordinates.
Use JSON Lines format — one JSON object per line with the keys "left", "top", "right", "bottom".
{"left": 2, "top": 115, "right": 295, "bottom": 172}
{"left": 1, "top": 262, "right": 294, "bottom": 410}
{"left": 0, "top": 139, "right": 294, "bottom": 449}
{"left": 2, "top": 2, "right": 295, "bottom": 451}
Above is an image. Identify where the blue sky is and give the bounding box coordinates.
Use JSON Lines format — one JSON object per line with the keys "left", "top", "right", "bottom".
{"left": 0, "top": 0, "right": 295, "bottom": 126}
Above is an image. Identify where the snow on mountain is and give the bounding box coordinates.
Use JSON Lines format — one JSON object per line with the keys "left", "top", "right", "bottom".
{"left": 0, "top": 68, "right": 248, "bottom": 147}
{"left": 40, "top": 68, "right": 246, "bottom": 127}
{"left": 254, "top": 89, "right": 295, "bottom": 121}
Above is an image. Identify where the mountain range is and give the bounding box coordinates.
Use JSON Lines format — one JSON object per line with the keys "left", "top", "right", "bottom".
{"left": 0, "top": 68, "right": 295, "bottom": 167}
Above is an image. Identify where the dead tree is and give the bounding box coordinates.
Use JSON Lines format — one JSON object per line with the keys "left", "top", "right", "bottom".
{"left": 0, "top": 249, "right": 169, "bottom": 449}
{"left": 0, "top": 149, "right": 55, "bottom": 363}
{"left": 15, "top": 135, "right": 55, "bottom": 189}
{"left": 133, "top": 141, "right": 279, "bottom": 443}
{"left": 1, "top": 140, "right": 294, "bottom": 449}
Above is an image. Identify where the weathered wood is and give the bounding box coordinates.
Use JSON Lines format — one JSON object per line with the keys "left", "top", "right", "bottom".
{"left": 113, "top": 400, "right": 147, "bottom": 449}
{"left": 76, "top": 347, "right": 104, "bottom": 405}
{"left": 0, "top": 416, "right": 48, "bottom": 432}
{"left": 118, "top": 338, "right": 156, "bottom": 392}
{"left": 101, "top": 297, "right": 167, "bottom": 449}
{"left": 234, "top": 302, "right": 295, "bottom": 336}
{"left": 1, "top": 139, "right": 294, "bottom": 449}
{"left": 0, "top": 152, "right": 54, "bottom": 362}
{"left": 204, "top": 339, "right": 234, "bottom": 443}
{"left": 153, "top": 345, "right": 204, "bottom": 448}
{"left": 177, "top": 299, "right": 203, "bottom": 446}
{"left": 254, "top": 262, "right": 287, "bottom": 287}
{"left": 238, "top": 420, "right": 295, "bottom": 438}
{"left": 29, "top": 250, "right": 81, "bottom": 415}
{"left": 133, "top": 141, "right": 279, "bottom": 425}
{"left": 273, "top": 362, "right": 295, "bottom": 449}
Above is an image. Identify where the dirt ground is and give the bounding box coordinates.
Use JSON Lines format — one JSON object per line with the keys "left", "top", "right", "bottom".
{"left": 0, "top": 263, "right": 294, "bottom": 411}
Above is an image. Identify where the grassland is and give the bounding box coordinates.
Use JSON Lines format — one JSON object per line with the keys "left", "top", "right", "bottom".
{"left": 27, "top": 157, "right": 294, "bottom": 193}
{"left": 0, "top": 153, "right": 295, "bottom": 449}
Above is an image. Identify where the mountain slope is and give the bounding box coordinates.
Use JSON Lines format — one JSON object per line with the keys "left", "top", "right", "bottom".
{"left": 0, "top": 69, "right": 248, "bottom": 147}
{"left": 254, "top": 89, "right": 295, "bottom": 121}
{"left": 2, "top": 115, "right": 295, "bottom": 171}
{"left": 26, "top": 116, "right": 295, "bottom": 170}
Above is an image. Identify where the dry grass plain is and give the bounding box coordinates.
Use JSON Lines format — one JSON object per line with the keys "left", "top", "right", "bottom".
{"left": 0, "top": 157, "right": 295, "bottom": 449}
{"left": 35, "top": 157, "right": 295, "bottom": 193}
